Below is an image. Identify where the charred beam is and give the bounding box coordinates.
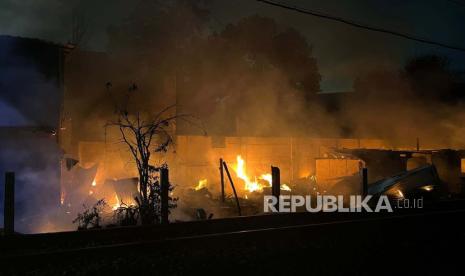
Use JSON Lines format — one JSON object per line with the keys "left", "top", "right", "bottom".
{"left": 362, "top": 167, "right": 368, "bottom": 197}
{"left": 271, "top": 166, "right": 280, "bottom": 211}
{"left": 220, "top": 158, "right": 225, "bottom": 202}
{"left": 222, "top": 161, "right": 241, "bottom": 216}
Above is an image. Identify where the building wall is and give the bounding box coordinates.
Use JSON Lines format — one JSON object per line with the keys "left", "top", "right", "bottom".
{"left": 172, "top": 135, "right": 390, "bottom": 194}
{"left": 315, "top": 159, "right": 361, "bottom": 190}
{"left": 75, "top": 135, "right": 390, "bottom": 194}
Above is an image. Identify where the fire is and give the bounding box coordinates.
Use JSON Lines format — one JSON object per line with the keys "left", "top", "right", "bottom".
{"left": 234, "top": 155, "right": 266, "bottom": 192}
{"left": 233, "top": 155, "right": 291, "bottom": 193}
{"left": 422, "top": 185, "right": 433, "bottom": 191}
{"left": 195, "top": 179, "right": 208, "bottom": 191}
{"left": 88, "top": 179, "right": 97, "bottom": 196}
{"left": 260, "top": 173, "right": 272, "bottom": 185}
{"left": 112, "top": 194, "right": 121, "bottom": 210}
{"left": 112, "top": 194, "right": 136, "bottom": 210}
{"left": 60, "top": 190, "right": 65, "bottom": 205}
{"left": 281, "top": 184, "right": 291, "bottom": 191}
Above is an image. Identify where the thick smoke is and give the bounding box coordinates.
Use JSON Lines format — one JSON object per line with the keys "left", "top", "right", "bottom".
{"left": 92, "top": 2, "right": 465, "bottom": 148}
{"left": 335, "top": 55, "right": 465, "bottom": 149}
{"left": 0, "top": 36, "right": 64, "bottom": 233}
{"left": 5, "top": 1, "right": 465, "bottom": 232}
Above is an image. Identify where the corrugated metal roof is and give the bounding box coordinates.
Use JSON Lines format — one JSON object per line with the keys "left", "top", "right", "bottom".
{"left": 368, "top": 165, "right": 441, "bottom": 196}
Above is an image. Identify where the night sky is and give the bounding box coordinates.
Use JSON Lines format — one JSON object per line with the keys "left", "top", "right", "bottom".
{"left": 2, "top": 0, "right": 465, "bottom": 92}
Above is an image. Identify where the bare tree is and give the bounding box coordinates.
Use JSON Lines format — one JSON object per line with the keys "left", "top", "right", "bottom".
{"left": 106, "top": 84, "right": 202, "bottom": 224}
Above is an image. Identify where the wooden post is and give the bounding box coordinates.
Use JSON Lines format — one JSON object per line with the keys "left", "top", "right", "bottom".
{"left": 4, "top": 172, "right": 15, "bottom": 235}
{"left": 271, "top": 166, "right": 280, "bottom": 211}
{"left": 416, "top": 137, "right": 420, "bottom": 151}
{"left": 290, "top": 138, "right": 294, "bottom": 184}
{"left": 362, "top": 168, "right": 368, "bottom": 197}
{"left": 220, "top": 158, "right": 225, "bottom": 202}
{"left": 160, "top": 168, "right": 169, "bottom": 224}
{"left": 222, "top": 161, "right": 241, "bottom": 216}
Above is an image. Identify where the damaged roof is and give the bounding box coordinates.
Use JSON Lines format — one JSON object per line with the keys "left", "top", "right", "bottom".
{"left": 368, "top": 164, "right": 441, "bottom": 196}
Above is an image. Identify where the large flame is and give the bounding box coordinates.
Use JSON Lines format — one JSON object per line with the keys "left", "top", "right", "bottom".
{"left": 111, "top": 194, "right": 136, "bottom": 210}
{"left": 192, "top": 155, "right": 291, "bottom": 194}
{"left": 195, "top": 179, "right": 208, "bottom": 191}
{"left": 233, "top": 155, "right": 290, "bottom": 193}
{"left": 112, "top": 194, "right": 121, "bottom": 210}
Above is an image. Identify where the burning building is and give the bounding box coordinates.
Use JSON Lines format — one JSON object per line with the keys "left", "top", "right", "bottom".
{"left": 3, "top": 31, "right": 465, "bottom": 231}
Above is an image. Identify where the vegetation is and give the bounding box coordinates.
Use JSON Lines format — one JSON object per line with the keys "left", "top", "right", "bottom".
{"left": 73, "top": 199, "right": 106, "bottom": 230}
{"left": 113, "top": 203, "right": 139, "bottom": 226}
{"left": 107, "top": 84, "right": 181, "bottom": 225}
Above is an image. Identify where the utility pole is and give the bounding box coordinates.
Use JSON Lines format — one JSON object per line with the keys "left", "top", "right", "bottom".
{"left": 222, "top": 161, "right": 241, "bottom": 216}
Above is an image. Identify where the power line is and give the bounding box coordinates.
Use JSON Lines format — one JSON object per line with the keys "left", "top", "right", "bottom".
{"left": 256, "top": 0, "right": 465, "bottom": 53}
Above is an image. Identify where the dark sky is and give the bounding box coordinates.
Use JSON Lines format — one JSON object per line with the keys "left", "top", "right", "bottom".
{"left": 2, "top": 0, "right": 465, "bottom": 92}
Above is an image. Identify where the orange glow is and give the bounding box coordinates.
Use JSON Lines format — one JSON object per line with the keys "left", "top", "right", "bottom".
{"left": 60, "top": 190, "right": 65, "bottom": 205}
{"left": 281, "top": 184, "right": 291, "bottom": 191}
{"left": 233, "top": 155, "right": 291, "bottom": 193}
{"left": 112, "top": 193, "right": 136, "bottom": 210}
{"left": 112, "top": 194, "right": 121, "bottom": 210}
{"left": 195, "top": 179, "right": 207, "bottom": 191}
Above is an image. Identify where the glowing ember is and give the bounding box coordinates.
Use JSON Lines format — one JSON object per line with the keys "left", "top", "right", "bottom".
{"left": 112, "top": 194, "right": 136, "bottom": 210}
{"left": 281, "top": 184, "right": 291, "bottom": 191}
{"left": 421, "top": 185, "right": 433, "bottom": 191}
{"left": 195, "top": 179, "right": 208, "bottom": 191}
{"left": 88, "top": 179, "right": 97, "bottom": 197}
{"left": 60, "top": 190, "right": 65, "bottom": 205}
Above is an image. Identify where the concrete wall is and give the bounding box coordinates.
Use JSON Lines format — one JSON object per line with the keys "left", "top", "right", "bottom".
{"left": 76, "top": 135, "right": 432, "bottom": 197}
{"left": 172, "top": 136, "right": 388, "bottom": 194}
{"left": 315, "top": 159, "right": 361, "bottom": 190}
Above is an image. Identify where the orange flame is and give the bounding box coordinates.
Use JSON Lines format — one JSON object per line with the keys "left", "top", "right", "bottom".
{"left": 195, "top": 179, "right": 208, "bottom": 191}
{"left": 233, "top": 155, "right": 290, "bottom": 193}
